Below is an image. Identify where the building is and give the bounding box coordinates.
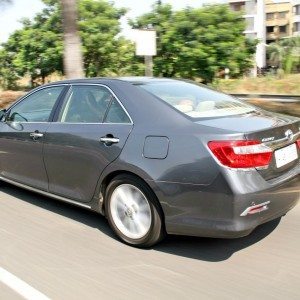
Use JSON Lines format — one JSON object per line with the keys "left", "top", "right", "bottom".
{"left": 292, "top": 0, "right": 300, "bottom": 35}
{"left": 228, "top": 0, "right": 266, "bottom": 71}
{"left": 229, "top": 1, "right": 299, "bottom": 39}
{"left": 265, "top": 0, "right": 293, "bottom": 44}
{"left": 229, "top": 0, "right": 257, "bottom": 40}
{"left": 229, "top": 0, "right": 299, "bottom": 73}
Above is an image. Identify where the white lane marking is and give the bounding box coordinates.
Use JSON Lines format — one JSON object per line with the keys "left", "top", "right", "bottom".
{"left": 0, "top": 267, "right": 50, "bottom": 300}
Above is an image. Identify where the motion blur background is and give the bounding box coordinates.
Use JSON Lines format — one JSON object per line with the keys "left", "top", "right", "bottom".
{"left": 0, "top": 0, "right": 299, "bottom": 116}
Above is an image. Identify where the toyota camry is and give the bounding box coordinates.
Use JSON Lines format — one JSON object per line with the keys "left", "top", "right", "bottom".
{"left": 0, "top": 77, "right": 299, "bottom": 247}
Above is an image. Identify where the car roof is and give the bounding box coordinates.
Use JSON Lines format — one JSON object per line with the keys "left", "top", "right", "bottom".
{"left": 45, "top": 77, "right": 179, "bottom": 86}
{"left": 117, "top": 77, "right": 176, "bottom": 85}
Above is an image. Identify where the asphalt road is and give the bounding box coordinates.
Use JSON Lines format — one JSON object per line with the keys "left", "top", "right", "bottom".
{"left": 0, "top": 181, "right": 299, "bottom": 300}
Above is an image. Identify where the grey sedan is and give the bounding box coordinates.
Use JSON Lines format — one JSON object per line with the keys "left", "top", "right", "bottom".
{"left": 0, "top": 77, "right": 299, "bottom": 247}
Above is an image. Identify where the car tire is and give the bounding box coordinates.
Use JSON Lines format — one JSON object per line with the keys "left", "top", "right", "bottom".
{"left": 105, "top": 174, "right": 166, "bottom": 247}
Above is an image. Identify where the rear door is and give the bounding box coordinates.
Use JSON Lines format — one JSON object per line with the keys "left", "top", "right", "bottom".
{"left": 43, "top": 84, "right": 133, "bottom": 202}
{"left": 0, "top": 85, "right": 66, "bottom": 190}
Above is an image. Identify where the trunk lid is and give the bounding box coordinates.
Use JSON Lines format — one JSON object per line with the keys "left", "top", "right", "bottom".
{"left": 197, "top": 110, "right": 300, "bottom": 180}
{"left": 245, "top": 115, "right": 299, "bottom": 180}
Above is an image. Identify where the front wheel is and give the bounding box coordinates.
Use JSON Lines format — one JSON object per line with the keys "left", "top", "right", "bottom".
{"left": 105, "top": 174, "right": 165, "bottom": 247}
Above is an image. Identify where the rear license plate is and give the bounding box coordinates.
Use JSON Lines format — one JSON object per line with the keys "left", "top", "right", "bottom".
{"left": 275, "top": 143, "right": 298, "bottom": 168}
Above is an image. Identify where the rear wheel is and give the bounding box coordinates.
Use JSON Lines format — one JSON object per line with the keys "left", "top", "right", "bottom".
{"left": 105, "top": 174, "right": 165, "bottom": 247}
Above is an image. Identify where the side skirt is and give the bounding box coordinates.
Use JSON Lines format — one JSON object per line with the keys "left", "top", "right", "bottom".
{"left": 0, "top": 176, "right": 93, "bottom": 210}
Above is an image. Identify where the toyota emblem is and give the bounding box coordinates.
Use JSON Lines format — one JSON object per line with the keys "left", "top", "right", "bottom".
{"left": 285, "top": 129, "right": 293, "bottom": 141}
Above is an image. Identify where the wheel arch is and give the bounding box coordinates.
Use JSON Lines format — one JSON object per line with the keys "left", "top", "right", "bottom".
{"left": 97, "top": 169, "right": 164, "bottom": 223}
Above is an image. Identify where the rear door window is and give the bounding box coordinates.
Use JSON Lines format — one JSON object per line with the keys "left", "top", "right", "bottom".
{"left": 58, "top": 85, "right": 113, "bottom": 123}
{"left": 104, "top": 99, "right": 131, "bottom": 124}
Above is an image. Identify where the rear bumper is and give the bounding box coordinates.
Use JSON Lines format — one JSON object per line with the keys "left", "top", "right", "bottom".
{"left": 149, "top": 171, "right": 300, "bottom": 238}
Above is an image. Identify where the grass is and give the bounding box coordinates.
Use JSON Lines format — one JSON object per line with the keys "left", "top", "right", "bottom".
{"left": 213, "top": 74, "right": 300, "bottom": 95}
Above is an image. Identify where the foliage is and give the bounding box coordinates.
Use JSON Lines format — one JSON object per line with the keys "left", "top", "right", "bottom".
{"left": 0, "top": 1, "right": 257, "bottom": 88}
{"left": 0, "top": 6, "right": 63, "bottom": 88}
{"left": 130, "top": 3, "right": 256, "bottom": 82}
{"left": 267, "top": 37, "right": 300, "bottom": 74}
{"left": 78, "top": 0, "right": 142, "bottom": 76}
{"left": 0, "top": 0, "right": 143, "bottom": 88}
{"left": 0, "top": 48, "right": 19, "bottom": 89}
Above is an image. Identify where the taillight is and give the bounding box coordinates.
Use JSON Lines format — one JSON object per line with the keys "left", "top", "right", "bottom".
{"left": 208, "top": 140, "right": 273, "bottom": 168}
{"left": 297, "top": 140, "right": 300, "bottom": 148}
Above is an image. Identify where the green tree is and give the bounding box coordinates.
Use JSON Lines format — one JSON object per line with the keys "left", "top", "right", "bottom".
{"left": 1, "top": 6, "right": 63, "bottom": 86}
{"left": 0, "top": 0, "right": 143, "bottom": 88}
{"left": 0, "top": 0, "right": 17, "bottom": 89}
{"left": 131, "top": 3, "right": 256, "bottom": 82}
{"left": 79, "top": 0, "right": 125, "bottom": 76}
{"left": 268, "top": 37, "right": 300, "bottom": 74}
{"left": 268, "top": 43, "right": 285, "bottom": 69}
{"left": 0, "top": 48, "right": 18, "bottom": 89}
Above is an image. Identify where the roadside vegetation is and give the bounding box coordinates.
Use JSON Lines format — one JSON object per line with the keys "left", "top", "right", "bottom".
{"left": 213, "top": 74, "right": 300, "bottom": 95}
{"left": 0, "top": 1, "right": 255, "bottom": 89}
{"left": 0, "top": 0, "right": 144, "bottom": 89}
{"left": 267, "top": 37, "right": 300, "bottom": 75}
{"left": 1, "top": 75, "right": 299, "bottom": 117}
{"left": 213, "top": 74, "right": 300, "bottom": 117}
{"left": 0, "top": 0, "right": 299, "bottom": 117}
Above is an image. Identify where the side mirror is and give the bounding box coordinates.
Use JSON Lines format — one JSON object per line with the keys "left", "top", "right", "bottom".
{"left": 0, "top": 109, "right": 7, "bottom": 122}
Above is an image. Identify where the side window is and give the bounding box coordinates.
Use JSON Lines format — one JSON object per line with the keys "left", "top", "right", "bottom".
{"left": 104, "top": 99, "right": 131, "bottom": 124}
{"left": 59, "top": 85, "right": 112, "bottom": 123}
{"left": 8, "top": 86, "right": 64, "bottom": 122}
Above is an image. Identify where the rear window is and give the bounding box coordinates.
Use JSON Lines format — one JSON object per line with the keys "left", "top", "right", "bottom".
{"left": 139, "top": 81, "right": 254, "bottom": 119}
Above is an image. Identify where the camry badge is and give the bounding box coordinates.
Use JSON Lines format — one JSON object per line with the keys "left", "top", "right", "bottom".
{"left": 285, "top": 129, "right": 293, "bottom": 141}
{"left": 262, "top": 137, "right": 274, "bottom": 142}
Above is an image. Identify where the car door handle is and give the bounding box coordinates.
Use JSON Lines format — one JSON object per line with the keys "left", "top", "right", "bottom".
{"left": 100, "top": 136, "right": 119, "bottom": 145}
{"left": 30, "top": 132, "right": 44, "bottom": 140}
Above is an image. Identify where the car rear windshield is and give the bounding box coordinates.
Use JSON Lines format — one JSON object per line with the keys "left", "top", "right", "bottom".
{"left": 139, "top": 81, "right": 254, "bottom": 119}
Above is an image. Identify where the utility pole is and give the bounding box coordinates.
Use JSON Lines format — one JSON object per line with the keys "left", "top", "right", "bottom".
{"left": 255, "top": 0, "right": 267, "bottom": 75}
{"left": 144, "top": 56, "right": 153, "bottom": 77}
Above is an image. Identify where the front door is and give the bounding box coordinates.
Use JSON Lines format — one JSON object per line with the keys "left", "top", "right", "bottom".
{"left": 0, "top": 85, "right": 66, "bottom": 190}
{"left": 43, "top": 84, "right": 133, "bottom": 202}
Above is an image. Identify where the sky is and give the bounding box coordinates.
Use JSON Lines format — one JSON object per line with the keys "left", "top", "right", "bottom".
{"left": 0, "top": 0, "right": 225, "bottom": 43}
